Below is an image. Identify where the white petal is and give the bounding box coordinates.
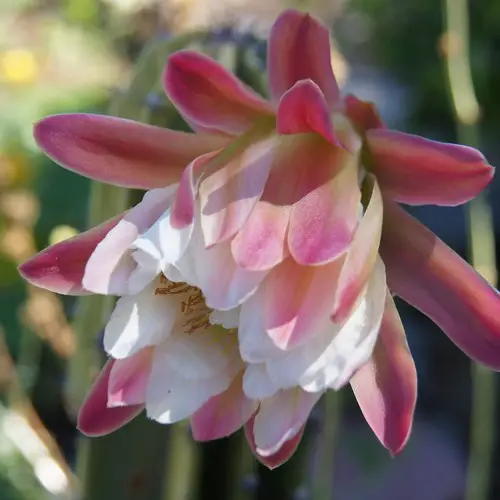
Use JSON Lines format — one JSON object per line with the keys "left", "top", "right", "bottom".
{"left": 243, "top": 364, "right": 279, "bottom": 400}
{"left": 83, "top": 186, "right": 175, "bottom": 295}
{"left": 146, "top": 343, "right": 233, "bottom": 424}
{"left": 253, "top": 389, "right": 321, "bottom": 457}
{"left": 239, "top": 291, "right": 282, "bottom": 363}
{"left": 135, "top": 207, "right": 194, "bottom": 268}
{"left": 210, "top": 308, "right": 240, "bottom": 329}
{"left": 166, "top": 328, "right": 236, "bottom": 380}
{"left": 103, "top": 280, "right": 177, "bottom": 359}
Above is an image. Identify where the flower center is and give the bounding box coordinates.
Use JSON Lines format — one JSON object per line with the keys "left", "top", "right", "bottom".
{"left": 154, "top": 275, "right": 213, "bottom": 335}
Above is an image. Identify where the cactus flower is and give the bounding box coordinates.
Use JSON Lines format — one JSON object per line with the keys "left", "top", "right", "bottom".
{"left": 20, "top": 9, "right": 498, "bottom": 467}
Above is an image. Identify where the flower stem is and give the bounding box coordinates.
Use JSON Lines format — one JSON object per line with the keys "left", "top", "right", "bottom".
{"left": 312, "top": 392, "right": 342, "bottom": 500}
{"left": 77, "top": 415, "right": 170, "bottom": 500}
{"left": 163, "top": 423, "right": 200, "bottom": 500}
{"left": 442, "top": 2, "right": 497, "bottom": 500}
{"left": 256, "top": 420, "right": 317, "bottom": 500}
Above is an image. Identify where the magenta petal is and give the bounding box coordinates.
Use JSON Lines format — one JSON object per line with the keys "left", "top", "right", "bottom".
{"left": 380, "top": 200, "right": 500, "bottom": 369}
{"left": 191, "top": 373, "right": 257, "bottom": 441}
{"left": 244, "top": 415, "right": 305, "bottom": 469}
{"left": 367, "top": 129, "right": 494, "bottom": 206}
{"left": 78, "top": 360, "right": 143, "bottom": 437}
{"left": 34, "top": 114, "right": 227, "bottom": 189}
{"left": 277, "top": 80, "right": 337, "bottom": 144}
{"left": 350, "top": 292, "right": 417, "bottom": 455}
{"left": 164, "top": 51, "right": 273, "bottom": 136}
{"left": 268, "top": 10, "right": 340, "bottom": 108}
{"left": 343, "top": 94, "right": 385, "bottom": 134}
{"left": 19, "top": 215, "right": 123, "bottom": 295}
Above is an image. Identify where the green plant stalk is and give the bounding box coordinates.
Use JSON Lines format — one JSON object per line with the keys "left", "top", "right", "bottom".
{"left": 78, "top": 415, "right": 170, "bottom": 500}
{"left": 442, "top": 1, "right": 497, "bottom": 500}
{"left": 256, "top": 419, "right": 318, "bottom": 500}
{"left": 194, "top": 431, "right": 256, "bottom": 500}
{"left": 312, "top": 392, "right": 342, "bottom": 500}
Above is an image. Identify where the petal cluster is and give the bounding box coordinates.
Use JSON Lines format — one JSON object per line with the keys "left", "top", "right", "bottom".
{"left": 19, "top": 8, "right": 498, "bottom": 467}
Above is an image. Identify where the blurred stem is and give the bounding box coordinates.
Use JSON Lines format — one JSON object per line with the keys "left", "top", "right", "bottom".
{"left": 256, "top": 421, "right": 317, "bottom": 500}
{"left": 163, "top": 423, "right": 200, "bottom": 500}
{"left": 312, "top": 392, "right": 342, "bottom": 500}
{"left": 195, "top": 431, "right": 256, "bottom": 500}
{"left": 442, "top": 2, "right": 497, "bottom": 500}
{"left": 78, "top": 415, "right": 170, "bottom": 500}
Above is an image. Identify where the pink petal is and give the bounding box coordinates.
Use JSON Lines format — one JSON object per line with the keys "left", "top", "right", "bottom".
{"left": 230, "top": 139, "right": 298, "bottom": 271}
{"left": 199, "top": 137, "right": 276, "bottom": 247}
{"left": 380, "top": 200, "right": 500, "bottom": 369}
{"left": 164, "top": 51, "right": 273, "bottom": 136}
{"left": 108, "top": 348, "right": 153, "bottom": 407}
{"left": 343, "top": 94, "right": 385, "bottom": 134}
{"left": 83, "top": 187, "right": 174, "bottom": 295}
{"left": 268, "top": 10, "right": 340, "bottom": 108}
{"left": 170, "top": 150, "right": 221, "bottom": 229}
{"left": 77, "top": 360, "right": 143, "bottom": 437}
{"left": 244, "top": 415, "right": 305, "bottom": 469}
{"left": 277, "top": 79, "right": 337, "bottom": 144}
{"left": 331, "top": 175, "right": 383, "bottom": 323}
{"left": 18, "top": 214, "right": 123, "bottom": 295}
{"left": 34, "top": 114, "right": 227, "bottom": 189}
{"left": 252, "top": 389, "right": 320, "bottom": 457}
{"left": 287, "top": 140, "right": 361, "bottom": 265}
{"left": 366, "top": 129, "right": 494, "bottom": 206}
{"left": 263, "top": 257, "right": 343, "bottom": 350}
{"left": 191, "top": 372, "right": 258, "bottom": 441}
{"left": 350, "top": 292, "right": 417, "bottom": 455}
{"left": 195, "top": 239, "right": 268, "bottom": 311}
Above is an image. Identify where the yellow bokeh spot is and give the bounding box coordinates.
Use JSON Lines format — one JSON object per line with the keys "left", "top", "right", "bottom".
{"left": 1, "top": 49, "right": 39, "bottom": 84}
{"left": 49, "top": 225, "right": 79, "bottom": 245}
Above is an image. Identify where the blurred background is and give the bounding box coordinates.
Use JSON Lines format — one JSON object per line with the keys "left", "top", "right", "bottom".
{"left": 1, "top": 0, "right": 500, "bottom": 499}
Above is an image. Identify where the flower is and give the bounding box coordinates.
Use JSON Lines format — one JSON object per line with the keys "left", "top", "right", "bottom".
{"left": 19, "top": 9, "right": 499, "bottom": 468}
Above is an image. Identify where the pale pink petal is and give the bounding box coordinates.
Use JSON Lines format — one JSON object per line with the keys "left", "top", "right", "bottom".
{"left": 350, "top": 292, "right": 417, "bottom": 455}
{"left": 366, "top": 129, "right": 494, "bottom": 206}
{"left": 170, "top": 150, "right": 220, "bottom": 229}
{"left": 77, "top": 360, "right": 143, "bottom": 437}
{"left": 331, "top": 175, "right": 383, "bottom": 323}
{"left": 19, "top": 214, "right": 123, "bottom": 295}
{"left": 263, "top": 258, "right": 343, "bottom": 350}
{"left": 277, "top": 79, "right": 337, "bottom": 144}
{"left": 230, "top": 138, "right": 299, "bottom": 271}
{"left": 199, "top": 137, "right": 276, "bottom": 247}
{"left": 164, "top": 51, "right": 273, "bottom": 135}
{"left": 191, "top": 372, "right": 258, "bottom": 441}
{"left": 83, "top": 187, "right": 175, "bottom": 295}
{"left": 244, "top": 415, "right": 305, "bottom": 469}
{"left": 108, "top": 348, "right": 153, "bottom": 407}
{"left": 288, "top": 140, "right": 361, "bottom": 265}
{"left": 253, "top": 389, "right": 320, "bottom": 457}
{"left": 34, "top": 114, "right": 227, "bottom": 188}
{"left": 380, "top": 200, "right": 500, "bottom": 369}
{"left": 343, "top": 94, "right": 385, "bottom": 134}
{"left": 195, "top": 239, "right": 268, "bottom": 311}
{"left": 268, "top": 9, "right": 340, "bottom": 108}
